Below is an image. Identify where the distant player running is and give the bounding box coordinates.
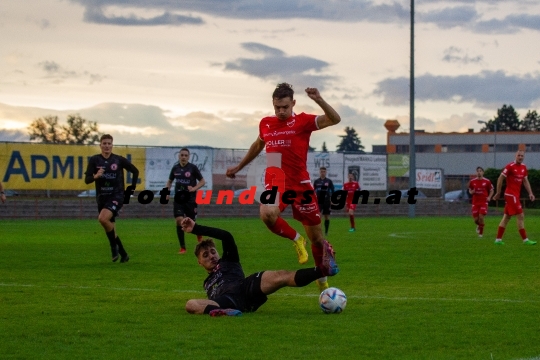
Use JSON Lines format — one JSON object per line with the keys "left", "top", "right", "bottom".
{"left": 226, "top": 83, "right": 341, "bottom": 291}
{"left": 343, "top": 173, "right": 360, "bottom": 232}
{"left": 468, "top": 166, "right": 494, "bottom": 238}
{"left": 181, "top": 218, "right": 337, "bottom": 317}
{"left": 165, "top": 148, "right": 206, "bottom": 254}
{"left": 85, "top": 134, "right": 139, "bottom": 263}
{"left": 492, "top": 150, "right": 536, "bottom": 245}
{"left": 313, "top": 167, "right": 335, "bottom": 237}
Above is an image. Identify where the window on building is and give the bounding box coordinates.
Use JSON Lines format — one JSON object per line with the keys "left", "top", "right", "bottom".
{"left": 396, "top": 145, "right": 409, "bottom": 154}
{"left": 525, "top": 144, "right": 540, "bottom": 152}
{"left": 442, "top": 145, "right": 483, "bottom": 152}
{"left": 496, "top": 144, "right": 519, "bottom": 152}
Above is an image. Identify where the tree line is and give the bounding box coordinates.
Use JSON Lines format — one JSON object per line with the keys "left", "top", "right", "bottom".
{"left": 27, "top": 104, "right": 539, "bottom": 152}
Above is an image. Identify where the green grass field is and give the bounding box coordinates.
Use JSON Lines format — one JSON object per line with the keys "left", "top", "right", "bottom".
{"left": 1, "top": 215, "right": 540, "bottom": 360}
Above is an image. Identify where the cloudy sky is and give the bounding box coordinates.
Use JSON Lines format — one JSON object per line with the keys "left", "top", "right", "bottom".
{"left": 1, "top": 0, "right": 539, "bottom": 151}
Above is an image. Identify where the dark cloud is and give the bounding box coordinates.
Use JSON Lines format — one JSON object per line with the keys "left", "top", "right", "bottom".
{"left": 70, "top": 0, "right": 540, "bottom": 34}
{"left": 419, "top": 6, "right": 478, "bottom": 28}
{"left": 83, "top": 6, "right": 203, "bottom": 26}
{"left": 442, "top": 47, "right": 483, "bottom": 64}
{"left": 71, "top": 0, "right": 409, "bottom": 24}
{"left": 374, "top": 71, "right": 540, "bottom": 108}
{"left": 474, "top": 14, "right": 540, "bottom": 33}
{"left": 38, "top": 61, "right": 105, "bottom": 84}
{"left": 223, "top": 42, "right": 336, "bottom": 90}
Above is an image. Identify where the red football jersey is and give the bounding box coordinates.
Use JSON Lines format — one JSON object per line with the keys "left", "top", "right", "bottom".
{"left": 342, "top": 181, "right": 360, "bottom": 204}
{"left": 469, "top": 177, "right": 493, "bottom": 205}
{"left": 259, "top": 112, "right": 319, "bottom": 186}
{"left": 501, "top": 162, "right": 528, "bottom": 197}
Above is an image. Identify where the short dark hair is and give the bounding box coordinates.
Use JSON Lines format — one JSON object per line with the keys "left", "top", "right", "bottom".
{"left": 476, "top": 166, "right": 484, "bottom": 171}
{"left": 320, "top": 167, "right": 327, "bottom": 171}
{"left": 100, "top": 134, "right": 113, "bottom": 142}
{"left": 272, "top": 83, "right": 294, "bottom": 100}
{"left": 195, "top": 239, "right": 216, "bottom": 257}
{"left": 180, "top": 148, "right": 190, "bottom": 154}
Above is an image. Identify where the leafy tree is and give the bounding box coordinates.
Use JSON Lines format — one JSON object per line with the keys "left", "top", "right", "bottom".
{"left": 28, "top": 114, "right": 101, "bottom": 144}
{"left": 336, "top": 127, "right": 364, "bottom": 153}
{"left": 480, "top": 104, "right": 520, "bottom": 132}
{"left": 521, "top": 110, "right": 540, "bottom": 131}
{"left": 321, "top": 142, "right": 328, "bottom": 152}
{"left": 308, "top": 145, "right": 316, "bottom": 152}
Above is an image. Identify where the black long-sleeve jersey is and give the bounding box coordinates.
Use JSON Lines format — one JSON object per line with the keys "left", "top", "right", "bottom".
{"left": 84, "top": 153, "right": 139, "bottom": 196}
{"left": 168, "top": 162, "right": 203, "bottom": 202}
{"left": 313, "top": 177, "right": 335, "bottom": 203}
{"left": 191, "top": 224, "right": 246, "bottom": 302}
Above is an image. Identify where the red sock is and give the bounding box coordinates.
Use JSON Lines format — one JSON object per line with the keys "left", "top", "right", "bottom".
{"left": 497, "top": 226, "right": 506, "bottom": 239}
{"left": 197, "top": 235, "right": 202, "bottom": 242}
{"left": 519, "top": 228, "right": 527, "bottom": 240}
{"left": 479, "top": 225, "right": 484, "bottom": 235}
{"left": 267, "top": 217, "right": 297, "bottom": 241}
{"left": 349, "top": 215, "right": 355, "bottom": 229}
{"left": 311, "top": 243, "right": 323, "bottom": 267}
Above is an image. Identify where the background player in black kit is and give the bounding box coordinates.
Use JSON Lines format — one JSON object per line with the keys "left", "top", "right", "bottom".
{"left": 181, "top": 217, "right": 337, "bottom": 317}
{"left": 85, "top": 134, "right": 139, "bottom": 263}
{"left": 165, "top": 148, "right": 206, "bottom": 254}
{"left": 313, "top": 167, "right": 335, "bottom": 237}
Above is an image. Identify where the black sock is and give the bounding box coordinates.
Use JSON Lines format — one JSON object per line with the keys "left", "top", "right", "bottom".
{"left": 116, "top": 236, "right": 127, "bottom": 257}
{"left": 177, "top": 226, "right": 186, "bottom": 249}
{"left": 203, "top": 305, "right": 220, "bottom": 314}
{"left": 294, "top": 267, "right": 324, "bottom": 287}
{"left": 106, "top": 230, "right": 116, "bottom": 251}
{"left": 324, "top": 220, "right": 330, "bottom": 234}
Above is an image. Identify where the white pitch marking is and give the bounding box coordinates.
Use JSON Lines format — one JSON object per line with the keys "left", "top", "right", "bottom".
{"left": 2, "top": 283, "right": 538, "bottom": 304}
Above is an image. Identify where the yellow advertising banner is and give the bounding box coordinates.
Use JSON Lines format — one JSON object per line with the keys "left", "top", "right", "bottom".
{"left": 0, "top": 143, "right": 145, "bottom": 190}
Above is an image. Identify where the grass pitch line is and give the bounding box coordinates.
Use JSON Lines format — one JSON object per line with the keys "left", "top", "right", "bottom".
{"left": 2, "top": 283, "right": 539, "bottom": 304}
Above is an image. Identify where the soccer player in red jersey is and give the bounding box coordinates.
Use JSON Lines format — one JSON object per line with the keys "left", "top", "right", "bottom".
{"left": 226, "top": 83, "right": 341, "bottom": 291}
{"left": 342, "top": 173, "right": 361, "bottom": 232}
{"left": 468, "top": 167, "right": 494, "bottom": 238}
{"left": 492, "top": 150, "right": 536, "bottom": 245}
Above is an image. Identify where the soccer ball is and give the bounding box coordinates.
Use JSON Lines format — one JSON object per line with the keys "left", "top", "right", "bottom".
{"left": 319, "top": 287, "right": 347, "bottom": 314}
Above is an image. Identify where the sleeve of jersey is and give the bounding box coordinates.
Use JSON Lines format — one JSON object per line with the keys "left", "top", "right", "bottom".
{"left": 121, "top": 156, "right": 139, "bottom": 188}
{"left": 301, "top": 113, "right": 319, "bottom": 131}
{"left": 191, "top": 224, "right": 240, "bottom": 263}
{"left": 195, "top": 166, "right": 203, "bottom": 181}
{"left": 84, "top": 157, "right": 96, "bottom": 184}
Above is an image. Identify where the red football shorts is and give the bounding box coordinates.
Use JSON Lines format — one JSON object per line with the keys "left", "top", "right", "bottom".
{"left": 262, "top": 182, "right": 321, "bottom": 226}
{"left": 471, "top": 203, "right": 487, "bottom": 216}
{"left": 504, "top": 194, "right": 523, "bottom": 216}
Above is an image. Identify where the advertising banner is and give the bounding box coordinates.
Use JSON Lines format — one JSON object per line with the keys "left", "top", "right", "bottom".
{"left": 0, "top": 143, "right": 144, "bottom": 190}
{"left": 145, "top": 147, "right": 213, "bottom": 191}
{"left": 343, "top": 154, "right": 387, "bottom": 191}
{"left": 416, "top": 168, "right": 443, "bottom": 189}
{"left": 307, "top": 152, "right": 344, "bottom": 189}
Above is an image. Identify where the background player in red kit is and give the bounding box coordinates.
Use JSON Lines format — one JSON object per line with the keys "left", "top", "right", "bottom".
{"left": 468, "top": 166, "right": 494, "bottom": 238}
{"left": 343, "top": 173, "right": 360, "bottom": 232}
{"left": 226, "top": 83, "right": 341, "bottom": 291}
{"left": 492, "top": 150, "right": 536, "bottom": 245}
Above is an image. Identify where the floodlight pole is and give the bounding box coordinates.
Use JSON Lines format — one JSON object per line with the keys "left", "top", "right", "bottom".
{"left": 409, "top": 0, "right": 416, "bottom": 218}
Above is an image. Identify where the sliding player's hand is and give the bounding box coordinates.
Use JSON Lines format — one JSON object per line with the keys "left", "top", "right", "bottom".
{"left": 181, "top": 217, "right": 195, "bottom": 233}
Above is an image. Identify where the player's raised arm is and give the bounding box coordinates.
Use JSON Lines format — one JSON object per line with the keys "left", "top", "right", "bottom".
{"left": 305, "top": 87, "right": 341, "bottom": 130}
{"left": 226, "top": 137, "right": 265, "bottom": 179}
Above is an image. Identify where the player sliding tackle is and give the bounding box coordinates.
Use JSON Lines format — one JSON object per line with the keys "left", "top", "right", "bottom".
{"left": 181, "top": 217, "right": 338, "bottom": 316}
{"left": 226, "top": 83, "right": 341, "bottom": 292}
